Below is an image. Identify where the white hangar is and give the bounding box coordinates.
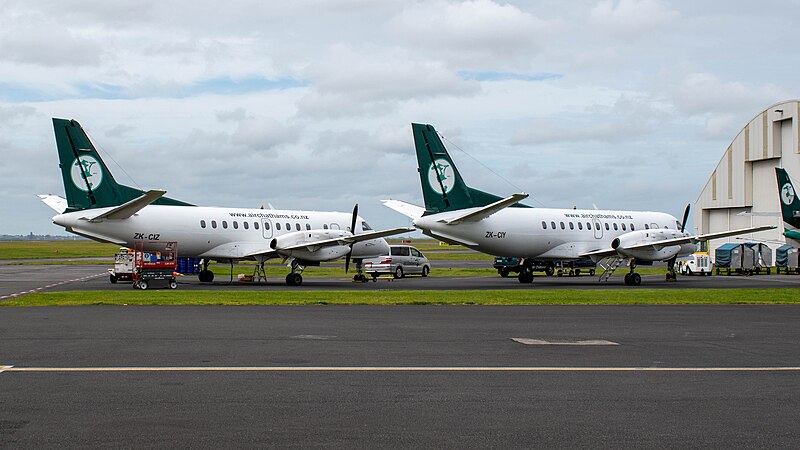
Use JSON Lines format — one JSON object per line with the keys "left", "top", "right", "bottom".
{"left": 694, "top": 99, "right": 799, "bottom": 260}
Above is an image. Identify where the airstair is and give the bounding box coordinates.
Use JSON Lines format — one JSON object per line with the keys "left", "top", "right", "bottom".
{"left": 598, "top": 256, "right": 626, "bottom": 282}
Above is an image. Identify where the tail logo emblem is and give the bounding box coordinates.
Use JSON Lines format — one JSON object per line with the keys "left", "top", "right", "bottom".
{"left": 781, "top": 182, "right": 795, "bottom": 206}
{"left": 428, "top": 159, "right": 454, "bottom": 195}
{"left": 70, "top": 156, "right": 103, "bottom": 192}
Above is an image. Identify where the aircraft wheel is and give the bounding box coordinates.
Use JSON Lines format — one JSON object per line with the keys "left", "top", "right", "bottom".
{"left": 631, "top": 273, "right": 641, "bottom": 286}
{"left": 518, "top": 271, "right": 533, "bottom": 284}
{"left": 285, "top": 273, "right": 295, "bottom": 286}
{"left": 110, "top": 274, "right": 117, "bottom": 284}
{"left": 421, "top": 266, "right": 430, "bottom": 277}
{"left": 169, "top": 279, "right": 178, "bottom": 289}
{"left": 624, "top": 273, "right": 632, "bottom": 285}
{"left": 394, "top": 267, "right": 404, "bottom": 279}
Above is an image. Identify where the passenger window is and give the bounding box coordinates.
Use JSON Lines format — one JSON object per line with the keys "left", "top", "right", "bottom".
{"left": 586, "top": 222, "right": 591, "bottom": 230}
{"left": 295, "top": 223, "right": 301, "bottom": 231}
{"left": 550, "top": 221, "right": 556, "bottom": 229}
{"left": 233, "top": 221, "right": 239, "bottom": 229}
{"left": 613, "top": 223, "right": 618, "bottom": 231}
{"left": 211, "top": 220, "right": 217, "bottom": 229}
{"left": 276, "top": 223, "right": 281, "bottom": 230}
{"left": 244, "top": 222, "right": 249, "bottom": 230}
{"left": 622, "top": 223, "right": 627, "bottom": 231}
{"left": 542, "top": 221, "right": 547, "bottom": 229}
{"left": 255, "top": 222, "right": 260, "bottom": 230}
{"left": 400, "top": 247, "right": 410, "bottom": 256}
{"left": 391, "top": 247, "right": 400, "bottom": 256}
{"left": 594, "top": 223, "right": 600, "bottom": 230}
{"left": 222, "top": 221, "right": 228, "bottom": 229}
{"left": 200, "top": 220, "right": 206, "bottom": 228}
{"left": 605, "top": 223, "right": 609, "bottom": 230}
{"left": 569, "top": 222, "right": 574, "bottom": 230}
{"left": 630, "top": 223, "right": 635, "bottom": 231}
{"left": 411, "top": 249, "right": 421, "bottom": 257}
{"left": 578, "top": 222, "right": 583, "bottom": 230}
{"left": 285, "top": 223, "right": 290, "bottom": 230}
{"left": 262, "top": 222, "right": 268, "bottom": 230}
{"left": 560, "top": 222, "right": 565, "bottom": 230}
{"left": 644, "top": 224, "right": 649, "bottom": 230}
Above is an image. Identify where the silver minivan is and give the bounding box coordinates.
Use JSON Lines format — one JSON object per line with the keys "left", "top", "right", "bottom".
{"left": 363, "top": 245, "right": 431, "bottom": 279}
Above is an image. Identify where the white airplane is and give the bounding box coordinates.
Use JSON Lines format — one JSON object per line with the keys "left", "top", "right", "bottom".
{"left": 383, "top": 123, "right": 774, "bottom": 285}
{"left": 39, "top": 118, "right": 412, "bottom": 286}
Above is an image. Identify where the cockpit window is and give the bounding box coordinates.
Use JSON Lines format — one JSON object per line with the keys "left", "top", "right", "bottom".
{"left": 362, "top": 221, "right": 373, "bottom": 231}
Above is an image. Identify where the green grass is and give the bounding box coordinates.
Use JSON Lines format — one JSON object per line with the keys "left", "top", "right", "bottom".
{"left": 2, "top": 288, "right": 797, "bottom": 307}
{"left": 0, "top": 241, "right": 119, "bottom": 259}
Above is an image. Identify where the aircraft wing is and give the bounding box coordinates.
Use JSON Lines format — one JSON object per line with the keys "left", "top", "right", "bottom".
{"left": 38, "top": 194, "right": 68, "bottom": 213}
{"left": 442, "top": 193, "right": 529, "bottom": 225}
{"left": 88, "top": 190, "right": 167, "bottom": 222}
{"left": 382, "top": 200, "right": 425, "bottom": 220}
{"left": 273, "top": 227, "right": 415, "bottom": 253}
{"left": 580, "top": 225, "right": 776, "bottom": 260}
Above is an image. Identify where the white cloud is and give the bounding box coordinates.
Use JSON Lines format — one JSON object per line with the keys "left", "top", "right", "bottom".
{"left": 590, "top": 0, "right": 679, "bottom": 36}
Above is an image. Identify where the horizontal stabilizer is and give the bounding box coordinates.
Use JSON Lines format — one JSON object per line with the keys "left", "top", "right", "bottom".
{"left": 38, "top": 194, "right": 68, "bottom": 214}
{"left": 444, "top": 193, "right": 529, "bottom": 225}
{"left": 382, "top": 199, "right": 425, "bottom": 220}
{"left": 88, "top": 190, "right": 166, "bottom": 222}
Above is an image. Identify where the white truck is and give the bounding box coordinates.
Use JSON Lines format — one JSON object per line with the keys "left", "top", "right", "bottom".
{"left": 109, "top": 247, "right": 134, "bottom": 283}
{"left": 679, "top": 253, "right": 713, "bottom": 276}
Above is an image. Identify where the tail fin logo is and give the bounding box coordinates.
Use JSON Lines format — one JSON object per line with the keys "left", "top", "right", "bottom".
{"left": 70, "top": 156, "right": 103, "bottom": 192}
{"left": 428, "top": 159, "right": 455, "bottom": 195}
{"left": 781, "top": 182, "right": 795, "bottom": 206}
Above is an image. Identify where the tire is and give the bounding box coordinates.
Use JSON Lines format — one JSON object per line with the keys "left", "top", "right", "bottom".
{"left": 545, "top": 266, "right": 555, "bottom": 277}
{"left": 394, "top": 266, "right": 404, "bottom": 279}
{"left": 575, "top": 269, "right": 581, "bottom": 276}
{"left": 139, "top": 280, "right": 149, "bottom": 290}
{"left": 421, "top": 266, "right": 430, "bottom": 277}
{"left": 292, "top": 273, "right": 303, "bottom": 286}
{"left": 518, "top": 271, "right": 533, "bottom": 284}
{"left": 631, "top": 273, "right": 641, "bottom": 286}
{"left": 110, "top": 274, "right": 117, "bottom": 284}
{"left": 499, "top": 268, "right": 510, "bottom": 278}
{"left": 169, "top": 279, "right": 177, "bottom": 289}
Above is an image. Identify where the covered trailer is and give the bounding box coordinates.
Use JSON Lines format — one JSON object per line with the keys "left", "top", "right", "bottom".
{"left": 715, "top": 243, "right": 748, "bottom": 275}
{"left": 744, "top": 242, "right": 772, "bottom": 274}
{"left": 775, "top": 244, "right": 799, "bottom": 274}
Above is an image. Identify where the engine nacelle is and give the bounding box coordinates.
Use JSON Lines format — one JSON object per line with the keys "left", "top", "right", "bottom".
{"left": 270, "top": 229, "right": 351, "bottom": 262}
{"left": 610, "top": 229, "right": 694, "bottom": 262}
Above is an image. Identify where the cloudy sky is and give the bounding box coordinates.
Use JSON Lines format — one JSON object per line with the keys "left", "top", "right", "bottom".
{"left": 1, "top": 0, "right": 797, "bottom": 235}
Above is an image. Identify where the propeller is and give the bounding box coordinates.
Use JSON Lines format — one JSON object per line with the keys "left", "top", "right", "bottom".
{"left": 345, "top": 203, "right": 358, "bottom": 273}
{"left": 680, "top": 203, "right": 690, "bottom": 233}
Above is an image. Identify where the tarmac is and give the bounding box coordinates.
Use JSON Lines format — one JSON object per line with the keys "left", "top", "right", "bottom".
{"left": 1, "top": 260, "right": 799, "bottom": 447}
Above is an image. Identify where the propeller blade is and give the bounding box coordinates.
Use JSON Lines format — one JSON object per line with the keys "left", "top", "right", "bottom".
{"left": 680, "top": 203, "right": 691, "bottom": 233}
{"left": 345, "top": 204, "right": 359, "bottom": 274}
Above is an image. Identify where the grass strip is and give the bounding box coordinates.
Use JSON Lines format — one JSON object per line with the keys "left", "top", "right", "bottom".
{"left": 2, "top": 288, "right": 797, "bottom": 307}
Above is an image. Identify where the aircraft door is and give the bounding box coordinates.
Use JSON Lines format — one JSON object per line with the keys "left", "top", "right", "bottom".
{"left": 261, "top": 219, "right": 273, "bottom": 239}
{"left": 592, "top": 218, "right": 602, "bottom": 239}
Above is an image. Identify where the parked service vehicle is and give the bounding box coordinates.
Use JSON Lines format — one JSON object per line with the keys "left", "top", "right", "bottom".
{"left": 679, "top": 253, "right": 713, "bottom": 276}
{"left": 364, "top": 245, "right": 431, "bottom": 279}
{"left": 493, "top": 257, "right": 555, "bottom": 277}
{"left": 109, "top": 247, "right": 134, "bottom": 283}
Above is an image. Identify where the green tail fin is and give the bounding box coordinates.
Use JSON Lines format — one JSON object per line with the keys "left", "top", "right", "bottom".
{"left": 412, "top": 123, "right": 528, "bottom": 214}
{"left": 776, "top": 167, "right": 800, "bottom": 229}
{"left": 53, "top": 118, "right": 193, "bottom": 211}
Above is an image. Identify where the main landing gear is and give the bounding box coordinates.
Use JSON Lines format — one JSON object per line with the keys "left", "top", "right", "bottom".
{"left": 665, "top": 258, "right": 678, "bottom": 282}
{"left": 352, "top": 261, "right": 369, "bottom": 283}
{"left": 285, "top": 260, "right": 304, "bottom": 286}
{"left": 623, "top": 260, "right": 641, "bottom": 286}
{"left": 198, "top": 259, "right": 215, "bottom": 283}
{"left": 518, "top": 265, "right": 534, "bottom": 284}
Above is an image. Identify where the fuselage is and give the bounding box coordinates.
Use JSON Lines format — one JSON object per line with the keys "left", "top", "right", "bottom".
{"left": 415, "top": 207, "right": 686, "bottom": 260}
{"left": 53, "top": 205, "right": 390, "bottom": 260}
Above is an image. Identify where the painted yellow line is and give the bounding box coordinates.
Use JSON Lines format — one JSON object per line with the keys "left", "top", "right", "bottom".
{"left": 2, "top": 366, "right": 800, "bottom": 372}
